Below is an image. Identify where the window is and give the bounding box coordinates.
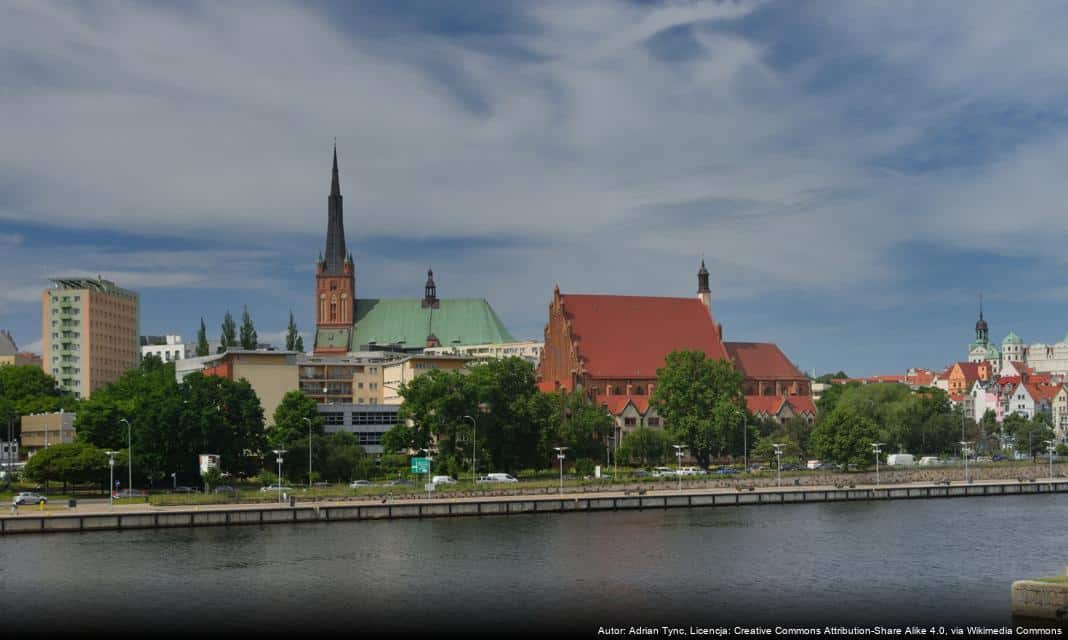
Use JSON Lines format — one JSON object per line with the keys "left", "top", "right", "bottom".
{"left": 647, "top": 417, "right": 661, "bottom": 427}
{"left": 357, "top": 382, "right": 364, "bottom": 389}
{"left": 322, "top": 412, "right": 345, "bottom": 426}
{"left": 624, "top": 417, "right": 637, "bottom": 426}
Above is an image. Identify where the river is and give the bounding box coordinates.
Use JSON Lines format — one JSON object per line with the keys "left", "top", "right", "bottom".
{"left": 2, "top": 494, "right": 1065, "bottom": 634}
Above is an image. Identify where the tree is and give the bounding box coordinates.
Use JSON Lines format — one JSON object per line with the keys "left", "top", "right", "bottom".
{"left": 1006, "top": 414, "right": 1055, "bottom": 460}
{"left": 651, "top": 350, "right": 749, "bottom": 468}
{"left": 196, "top": 318, "right": 210, "bottom": 357}
{"left": 540, "top": 389, "right": 612, "bottom": 463}
{"left": 0, "top": 364, "right": 76, "bottom": 442}
{"left": 239, "top": 305, "right": 257, "bottom": 350}
{"left": 295, "top": 334, "right": 304, "bottom": 353}
{"left": 201, "top": 467, "right": 223, "bottom": 493}
{"left": 809, "top": 407, "right": 880, "bottom": 468}
{"left": 220, "top": 311, "right": 236, "bottom": 352}
{"left": 617, "top": 426, "right": 672, "bottom": 466}
{"left": 270, "top": 390, "right": 324, "bottom": 449}
{"left": 23, "top": 442, "right": 111, "bottom": 490}
{"left": 752, "top": 436, "right": 802, "bottom": 463}
{"left": 815, "top": 371, "right": 849, "bottom": 383}
{"left": 285, "top": 311, "right": 299, "bottom": 351}
{"left": 315, "top": 432, "right": 371, "bottom": 482}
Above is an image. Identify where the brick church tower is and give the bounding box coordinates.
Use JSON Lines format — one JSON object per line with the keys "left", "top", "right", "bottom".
{"left": 314, "top": 145, "right": 355, "bottom": 354}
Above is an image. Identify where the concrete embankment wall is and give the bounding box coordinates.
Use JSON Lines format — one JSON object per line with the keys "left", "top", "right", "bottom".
{"left": 1012, "top": 576, "right": 1068, "bottom": 620}
{"left": 3, "top": 480, "right": 1068, "bottom": 536}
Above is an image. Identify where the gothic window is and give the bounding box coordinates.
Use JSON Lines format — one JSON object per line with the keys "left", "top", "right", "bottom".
{"left": 330, "top": 281, "right": 337, "bottom": 290}
{"left": 634, "top": 385, "right": 644, "bottom": 395}
{"left": 330, "top": 299, "right": 337, "bottom": 321}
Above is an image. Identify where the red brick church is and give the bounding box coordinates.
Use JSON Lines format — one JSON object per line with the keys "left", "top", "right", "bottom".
{"left": 536, "top": 262, "right": 815, "bottom": 438}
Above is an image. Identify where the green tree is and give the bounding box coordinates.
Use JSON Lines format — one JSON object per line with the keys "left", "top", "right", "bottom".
{"left": 539, "top": 389, "right": 612, "bottom": 463}
{"left": 752, "top": 436, "right": 803, "bottom": 463}
{"left": 0, "top": 364, "right": 77, "bottom": 443}
{"left": 239, "top": 305, "right": 257, "bottom": 350}
{"left": 196, "top": 318, "right": 210, "bottom": 357}
{"left": 809, "top": 407, "right": 880, "bottom": 468}
{"left": 380, "top": 423, "right": 413, "bottom": 454}
{"left": 651, "top": 350, "right": 749, "bottom": 468}
{"left": 285, "top": 311, "right": 299, "bottom": 351}
{"left": 23, "top": 442, "right": 111, "bottom": 490}
{"left": 270, "top": 390, "right": 324, "bottom": 449}
{"left": 617, "top": 426, "right": 672, "bottom": 466}
{"left": 201, "top": 467, "right": 223, "bottom": 493}
{"left": 815, "top": 371, "right": 849, "bottom": 383}
{"left": 219, "top": 311, "right": 236, "bottom": 352}
{"left": 315, "top": 432, "right": 371, "bottom": 482}
{"left": 295, "top": 334, "right": 304, "bottom": 353}
{"left": 1007, "top": 414, "right": 1055, "bottom": 460}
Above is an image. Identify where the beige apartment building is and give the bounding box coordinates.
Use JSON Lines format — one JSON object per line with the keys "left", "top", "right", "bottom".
{"left": 21, "top": 411, "right": 76, "bottom": 457}
{"left": 41, "top": 278, "right": 139, "bottom": 399}
{"left": 176, "top": 350, "right": 300, "bottom": 426}
{"left": 382, "top": 354, "right": 473, "bottom": 405}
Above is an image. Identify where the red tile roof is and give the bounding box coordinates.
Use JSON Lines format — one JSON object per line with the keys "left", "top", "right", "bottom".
{"left": 561, "top": 294, "right": 727, "bottom": 378}
{"left": 788, "top": 396, "right": 817, "bottom": 415}
{"left": 745, "top": 395, "right": 787, "bottom": 415}
{"left": 596, "top": 394, "right": 650, "bottom": 415}
{"left": 745, "top": 395, "right": 818, "bottom": 416}
{"left": 725, "top": 342, "right": 804, "bottom": 380}
{"left": 952, "top": 362, "right": 982, "bottom": 382}
{"left": 1025, "top": 383, "right": 1061, "bottom": 403}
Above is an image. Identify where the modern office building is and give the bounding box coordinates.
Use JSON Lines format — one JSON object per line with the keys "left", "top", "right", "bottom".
{"left": 41, "top": 278, "right": 140, "bottom": 398}
{"left": 316, "top": 403, "right": 400, "bottom": 454}
{"left": 140, "top": 334, "right": 191, "bottom": 363}
{"left": 424, "top": 339, "right": 543, "bottom": 364}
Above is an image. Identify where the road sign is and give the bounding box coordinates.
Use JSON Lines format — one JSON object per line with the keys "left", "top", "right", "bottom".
{"left": 424, "top": 483, "right": 436, "bottom": 492}
{"left": 411, "top": 457, "right": 430, "bottom": 474}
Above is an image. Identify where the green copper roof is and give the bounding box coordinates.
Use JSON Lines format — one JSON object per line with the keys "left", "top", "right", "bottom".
{"left": 1003, "top": 331, "right": 1023, "bottom": 345}
{"left": 315, "top": 327, "right": 351, "bottom": 349}
{"left": 351, "top": 298, "right": 514, "bottom": 350}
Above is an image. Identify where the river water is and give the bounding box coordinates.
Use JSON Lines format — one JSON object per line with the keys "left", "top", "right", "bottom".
{"left": 2, "top": 495, "right": 1065, "bottom": 635}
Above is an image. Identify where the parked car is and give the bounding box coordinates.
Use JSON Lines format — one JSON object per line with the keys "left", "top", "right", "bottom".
{"left": 213, "top": 485, "right": 236, "bottom": 495}
{"left": 677, "top": 466, "right": 707, "bottom": 476}
{"left": 478, "top": 473, "right": 518, "bottom": 483}
{"left": 312, "top": 482, "right": 331, "bottom": 488}
{"left": 714, "top": 466, "right": 737, "bottom": 475}
{"left": 173, "top": 486, "right": 200, "bottom": 494}
{"left": 13, "top": 492, "right": 46, "bottom": 506}
{"left": 259, "top": 485, "right": 294, "bottom": 493}
{"left": 431, "top": 475, "right": 457, "bottom": 485}
{"left": 919, "top": 456, "right": 943, "bottom": 466}
{"left": 652, "top": 467, "right": 676, "bottom": 478}
{"left": 111, "top": 489, "right": 148, "bottom": 499}
{"left": 992, "top": 454, "right": 1008, "bottom": 462}
{"left": 780, "top": 463, "right": 801, "bottom": 471}
{"left": 975, "top": 456, "right": 992, "bottom": 464}
{"left": 631, "top": 470, "right": 652, "bottom": 478}
{"left": 349, "top": 480, "right": 373, "bottom": 488}
{"left": 382, "top": 479, "right": 414, "bottom": 487}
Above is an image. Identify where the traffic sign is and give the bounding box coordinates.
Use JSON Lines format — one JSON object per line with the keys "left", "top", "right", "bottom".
{"left": 411, "top": 457, "right": 430, "bottom": 474}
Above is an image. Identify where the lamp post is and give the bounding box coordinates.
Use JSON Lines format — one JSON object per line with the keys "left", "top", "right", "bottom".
{"left": 733, "top": 408, "right": 748, "bottom": 473}
{"left": 419, "top": 447, "right": 434, "bottom": 499}
{"left": 106, "top": 450, "right": 117, "bottom": 507}
{"left": 871, "top": 442, "right": 885, "bottom": 487}
{"left": 463, "top": 415, "right": 477, "bottom": 482}
{"left": 773, "top": 443, "right": 785, "bottom": 487}
{"left": 1045, "top": 439, "right": 1056, "bottom": 482}
{"left": 119, "top": 418, "right": 132, "bottom": 496}
{"left": 672, "top": 444, "right": 685, "bottom": 491}
{"left": 553, "top": 446, "right": 568, "bottom": 494}
{"left": 302, "top": 417, "right": 313, "bottom": 489}
{"left": 272, "top": 449, "right": 286, "bottom": 503}
{"left": 960, "top": 441, "right": 973, "bottom": 483}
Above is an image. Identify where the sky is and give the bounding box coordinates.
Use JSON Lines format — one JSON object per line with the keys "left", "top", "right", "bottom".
{"left": 3, "top": 0, "right": 1068, "bottom": 377}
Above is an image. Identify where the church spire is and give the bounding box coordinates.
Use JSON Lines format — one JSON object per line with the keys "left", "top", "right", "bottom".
{"left": 422, "top": 267, "right": 439, "bottom": 309}
{"left": 331, "top": 141, "right": 340, "bottom": 197}
{"left": 697, "top": 258, "right": 710, "bottom": 294}
{"left": 322, "top": 143, "right": 347, "bottom": 275}
{"left": 975, "top": 292, "right": 988, "bottom": 344}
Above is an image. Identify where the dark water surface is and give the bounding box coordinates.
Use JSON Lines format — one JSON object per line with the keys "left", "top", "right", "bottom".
{"left": 2, "top": 495, "right": 1066, "bottom": 635}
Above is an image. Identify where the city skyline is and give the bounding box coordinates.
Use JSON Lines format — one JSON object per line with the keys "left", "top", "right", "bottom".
{"left": 5, "top": 1, "right": 1068, "bottom": 376}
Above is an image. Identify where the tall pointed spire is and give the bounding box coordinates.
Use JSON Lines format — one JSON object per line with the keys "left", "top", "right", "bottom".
{"left": 331, "top": 140, "right": 340, "bottom": 197}
{"left": 322, "top": 143, "right": 347, "bottom": 274}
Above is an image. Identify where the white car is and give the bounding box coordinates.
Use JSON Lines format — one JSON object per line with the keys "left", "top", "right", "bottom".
{"left": 259, "top": 485, "right": 294, "bottom": 493}
{"left": 677, "top": 466, "right": 707, "bottom": 476}
{"left": 652, "top": 467, "right": 676, "bottom": 478}
{"left": 478, "top": 473, "right": 518, "bottom": 483}
{"left": 349, "top": 480, "right": 373, "bottom": 488}
{"left": 13, "top": 492, "right": 47, "bottom": 506}
{"left": 431, "top": 475, "right": 457, "bottom": 485}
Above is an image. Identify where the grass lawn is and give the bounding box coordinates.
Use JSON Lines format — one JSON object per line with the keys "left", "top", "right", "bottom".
{"left": 1035, "top": 576, "right": 1068, "bottom": 583}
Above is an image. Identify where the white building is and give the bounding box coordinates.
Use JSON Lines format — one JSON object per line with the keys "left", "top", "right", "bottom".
{"left": 141, "top": 334, "right": 190, "bottom": 363}
{"left": 423, "top": 339, "right": 543, "bottom": 364}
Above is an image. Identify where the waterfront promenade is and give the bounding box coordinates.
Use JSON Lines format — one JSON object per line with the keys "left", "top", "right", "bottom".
{"left": 4, "top": 477, "right": 1066, "bottom": 535}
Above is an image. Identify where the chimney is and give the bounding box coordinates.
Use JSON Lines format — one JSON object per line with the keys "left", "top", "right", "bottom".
{"left": 625, "top": 383, "right": 633, "bottom": 396}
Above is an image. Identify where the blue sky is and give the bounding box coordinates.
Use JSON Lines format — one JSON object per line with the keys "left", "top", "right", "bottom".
{"left": 3, "top": 0, "right": 1068, "bottom": 376}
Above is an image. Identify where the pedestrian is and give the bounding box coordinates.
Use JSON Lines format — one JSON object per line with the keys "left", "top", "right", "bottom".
{"left": 11, "top": 501, "right": 17, "bottom": 516}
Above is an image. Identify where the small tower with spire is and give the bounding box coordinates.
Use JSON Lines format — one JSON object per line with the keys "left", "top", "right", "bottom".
{"left": 422, "top": 267, "right": 439, "bottom": 309}
{"left": 696, "top": 258, "right": 712, "bottom": 312}
{"left": 975, "top": 292, "right": 988, "bottom": 345}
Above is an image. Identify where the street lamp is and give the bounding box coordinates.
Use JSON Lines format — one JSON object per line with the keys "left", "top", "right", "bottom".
{"left": 553, "top": 446, "right": 568, "bottom": 494}
{"left": 419, "top": 447, "right": 434, "bottom": 498}
{"left": 119, "top": 417, "right": 132, "bottom": 495}
{"left": 272, "top": 449, "right": 286, "bottom": 503}
{"left": 672, "top": 444, "right": 685, "bottom": 491}
{"left": 960, "top": 441, "right": 973, "bottom": 483}
{"left": 1045, "top": 439, "right": 1056, "bottom": 482}
{"left": 732, "top": 408, "right": 748, "bottom": 473}
{"left": 105, "top": 450, "right": 117, "bottom": 507}
{"left": 302, "top": 417, "right": 313, "bottom": 489}
{"left": 772, "top": 443, "right": 785, "bottom": 487}
{"left": 871, "top": 442, "right": 885, "bottom": 487}
{"left": 463, "top": 415, "right": 477, "bottom": 482}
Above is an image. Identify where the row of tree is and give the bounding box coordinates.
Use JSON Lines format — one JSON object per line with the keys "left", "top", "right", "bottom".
{"left": 192, "top": 308, "right": 305, "bottom": 356}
